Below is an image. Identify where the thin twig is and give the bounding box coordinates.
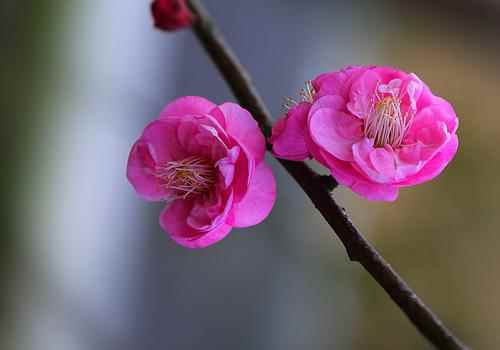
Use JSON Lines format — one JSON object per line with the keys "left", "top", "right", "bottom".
{"left": 185, "top": 1, "right": 469, "bottom": 349}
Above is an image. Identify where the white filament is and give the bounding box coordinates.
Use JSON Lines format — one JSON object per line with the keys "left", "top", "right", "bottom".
{"left": 156, "top": 155, "right": 215, "bottom": 199}
{"left": 364, "top": 80, "right": 416, "bottom": 148}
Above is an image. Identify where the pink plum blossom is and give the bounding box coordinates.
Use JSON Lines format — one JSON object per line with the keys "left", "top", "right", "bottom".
{"left": 271, "top": 66, "right": 459, "bottom": 201}
{"left": 127, "top": 96, "right": 276, "bottom": 248}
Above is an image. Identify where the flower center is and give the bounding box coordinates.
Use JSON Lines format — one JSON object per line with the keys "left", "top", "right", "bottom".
{"left": 156, "top": 155, "right": 216, "bottom": 199}
{"left": 364, "top": 88, "right": 414, "bottom": 148}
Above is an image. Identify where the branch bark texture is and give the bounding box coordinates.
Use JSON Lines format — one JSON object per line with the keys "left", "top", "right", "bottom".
{"left": 185, "top": 1, "right": 469, "bottom": 349}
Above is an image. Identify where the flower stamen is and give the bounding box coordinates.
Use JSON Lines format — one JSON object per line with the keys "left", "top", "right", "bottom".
{"left": 282, "top": 96, "right": 298, "bottom": 112}
{"left": 156, "top": 155, "right": 216, "bottom": 199}
{"left": 282, "top": 80, "right": 316, "bottom": 112}
{"left": 299, "top": 80, "right": 316, "bottom": 103}
{"left": 364, "top": 82, "right": 415, "bottom": 148}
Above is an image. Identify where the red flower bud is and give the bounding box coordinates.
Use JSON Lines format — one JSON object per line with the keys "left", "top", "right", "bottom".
{"left": 151, "top": 0, "right": 194, "bottom": 31}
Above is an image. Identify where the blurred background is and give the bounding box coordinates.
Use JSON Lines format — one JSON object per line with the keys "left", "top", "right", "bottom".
{"left": 2, "top": 0, "right": 498, "bottom": 348}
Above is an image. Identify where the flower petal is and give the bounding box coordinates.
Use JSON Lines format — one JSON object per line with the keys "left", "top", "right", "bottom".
{"left": 309, "top": 95, "right": 345, "bottom": 116}
{"left": 230, "top": 162, "right": 276, "bottom": 228}
{"left": 313, "top": 66, "right": 369, "bottom": 99}
{"left": 319, "top": 149, "right": 360, "bottom": 186}
{"left": 352, "top": 138, "right": 399, "bottom": 183}
{"left": 370, "top": 147, "right": 397, "bottom": 179}
{"left": 351, "top": 181, "right": 399, "bottom": 201}
{"left": 319, "top": 150, "right": 399, "bottom": 201}
{"left": 176, "top": 116, "right": 229, "bottom": 161}
{"left": 179, "top": 224, "right": 232, "bottom": 249}
{"left": 126, "top": 140, "right": 168, "bottom": 201}
{"left": 397, "top": 134, "right": 458, "bottom": 187}
{"left": 405, "top": 102, "right": 458, "bottom": 144}
{"left": 216, "top": 146, "right": 240, "bottom": 188}
{"left": 230, "top": 143, "right": 254, "bottom": 202}
{"left": 160, "top": 199, "right": 197, "bottom": 238}
{"left": 159, "top": 199, "right": 233, "bottom": 248}
{"left": 142, "top": 118, "right": 187, "bottom": 164}
{"left": 127, "top": 118, "right": 188, "bottom": 201}
{"left": 159, "top": 96, "right": 217, "bottom": 118}
{"left": 347, "top": 69, "right": 381, "bottom": 118}
{"left": 210, "top": 103, "right": 266, "bottom": 163}
{"left": 371, "top": 66, "right": 406, "bottom": 82}
{"left": 186, "top": 191, "right": 234, "bottom": 232}
{"left": 309, "top": 107, "right": 363, "bottom": 161}
{"left": 271, "top": 102, "right": 310, "bottom": 160}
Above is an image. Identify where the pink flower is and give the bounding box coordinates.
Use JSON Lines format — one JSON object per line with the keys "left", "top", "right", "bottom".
{"left": 127, "top": 96, "right": 276, "bottom": 248}
{"left": 151, "top": 0, "right": 194, "bottom": 32}
{"left": 271, "top": 66, "right": 459, "bottom": 201}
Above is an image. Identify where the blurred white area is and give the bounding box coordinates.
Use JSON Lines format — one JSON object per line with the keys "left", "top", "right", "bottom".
{"left": 14, "top": 1, "right": 182, "bottom": 349}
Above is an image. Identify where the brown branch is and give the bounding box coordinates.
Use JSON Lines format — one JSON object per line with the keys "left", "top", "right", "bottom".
{"left": 185, "top": 1, "right": 469, "bottom": 349}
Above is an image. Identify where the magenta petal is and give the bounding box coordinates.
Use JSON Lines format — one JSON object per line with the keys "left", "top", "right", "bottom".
{"left": 159, "top": 96, "right": 217, "bottom": 119}
{"left": 211, "top": 103, "right": 266, "bottom": 163}
{"left": 176, "top": 224, "right": 233, "bottom": 249}
{"left": 320, "top": 149, "right": 361, "bottom": 186}
{"left": 230, "top": 162, "right": 277, "bottom": 228}
{"left": 309, "top": 95, "right": 345, "bottom": 116}
{"left": 398, "top": 143, "right": 422, "bottom": 164}
{"left": 142, "top": 118, "right": 187, "bottom": 164}
{"left": 416, "top": 85, "right": 434, "bottom": 109}
{"left": 230, "top": 144, "right": 254, "bottom": 202}
{"left": 416, "top": 123, "right": 448, "bottom": 147}
{"left": 309, "top": 107, "right": 363, "bottom": 161}
{"left": 347, "top": 69, "right": 381, "bottom": 118}
{"left": 399, "top": 73, "right": 425, "bottom": 109}
{"left": 397, "top": 134, "right": 458, "bottom": 187}
{"left": 406, "top": 103, "right": 458, "bottom": 143}
{"left": 176, "top": 117, "right": 229, "bottom": 161}
{"left": 126, "top": 140, "right": 168, "bottom": 201}
{"left": 352, "top": 138, "right": 396, "bottom": 183}
{"left": 351, "top": 181, "right": 399, "bottom": 201}
{"left": 313, "top": 66, "right": 369, "bottom": 99}
{"left": 304, "top": 131, "right": 331, "bottom": 168}
{"left": 319, "top": 150, "right": 399, "bottom": 201}
{"left": 160, "top": 199, "right": 233, "bottom": 248}
{"left": 371, "top": 66, "right": 406, "bottom": 82}
{"left": 430, "top": 97, "right": 458, "bottom": 133}
{"left": 187, "top": 191, "right": 234, "bottom": 232}
{"left": 160, "top": 199, "right": 198, "bottom": 238}
{"left": 176, "top": 119, "right": 201, "bottom": 153}
{"left": 271, "top": 103, "right": 310, "bottom": 160}
{"left": 370, "top": 148, "right": 397, "bottom": 179}
{"left": 216, "top": 146, "right": 240, "bottom": 188}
